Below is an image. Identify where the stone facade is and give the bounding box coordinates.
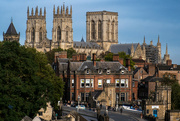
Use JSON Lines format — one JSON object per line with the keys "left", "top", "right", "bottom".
{"left": 51, "top": 5, "right": 73, "bottom": 50}
{"left": 86, "top": 11, "right": 118, "bottom": 51}
{"left": 142, "top": 86, "right": 171, "bottom": 120}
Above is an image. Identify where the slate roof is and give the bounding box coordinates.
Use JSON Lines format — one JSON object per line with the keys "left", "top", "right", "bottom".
{"left": 132, "top": 59, "right": 145, "bottom": 63}
{"left": 157, "top": 65, "right": 180, "bottom": 71}
{"left": 92, "top": 90, "right": 103, "bottom": 99}
{"left": 133, "top": 67, "right": 148, "bottom": 75}
{"left": 5, "top": 22, "right": 18, "bottom": 35}
{"left": 73, "top": 41, "right": 102, "bottom": 49}
{"left": 77, "top": 61, "right": 126, "bottom": 72}
{"left": 70, "top": 62, "right": 83, "bottom": 71}
{"left": 141, "top": 76, "right": 162, "bottom": 82}
{"left": 110, "top": 43, "right": 138, "bottom": 54}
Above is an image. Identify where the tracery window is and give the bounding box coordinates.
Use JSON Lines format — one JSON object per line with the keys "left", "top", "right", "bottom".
{"left": 111, "top": 21, "right": 115, "bottom": 40}
{"left": 57, "top": 26, "right": 61, "bottom": 41}
{"left": 91, "top": 20, "right": 95, "bottom": 40}
{"left": 31, "top": 28, "right": 35, "bottom": 42}
{"left": 98, "top": 20, "right": 102, "bottom": 40}
{"left": 39, "top": 28, "right": 42, "bottom": 42}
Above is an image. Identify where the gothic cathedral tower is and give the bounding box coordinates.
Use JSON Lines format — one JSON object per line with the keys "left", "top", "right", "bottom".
{"left": 52, "top": 4, "right": 73, "bottom": 50}
{"left": 25, "top": 7, "right": 51, "bottom": 52}
{"left": 86, "top": 11, "right": 118, "bottom": 51}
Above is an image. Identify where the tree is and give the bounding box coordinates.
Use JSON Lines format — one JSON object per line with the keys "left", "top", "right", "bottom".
{"left": 66, "top": 48, "right": 77, "bottom": 58}
{"left": 46, "top": 48, "right": 63, "bottom": 64}
{"left": 161, "top": 72, "right": 180, "bottom": 109}
{"left": 104, "top": 52, "right": 135, "bottom": 69}
{"left": 0, "top": 42, "right": 64, "bottom": 120}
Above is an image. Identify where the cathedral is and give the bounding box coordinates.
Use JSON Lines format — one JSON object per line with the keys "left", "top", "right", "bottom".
{"left": 22, "top": 4, "right": 170, "bottom": 64}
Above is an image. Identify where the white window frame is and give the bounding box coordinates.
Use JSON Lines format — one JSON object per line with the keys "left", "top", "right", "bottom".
{"left": 91, "top": 79, "right": 94, "bottom": 87}
{"left": 107, "top": 69, "right": 111, "bottom": 74}
{"left": 121, "top": 79, "right": 125, "bottom": 88}
{"left": 115, "top": 79, "right": 119, "bottom": 87}
{"left": 80, "top": 79, "right": 84, "bottom": 88}
{"left": 125, "top": 79, "right": 128, "bottom": 88}
{"left": 98, "top": 79, "right": 102, "bottom": 88}
{"left": 106, "top": 79, "right": 111, "bottom": 84}
{"left": 86, "top": 79, "right": 90, "bottom": 87}
{"left": 72, "top": 79, "right": 74, "bottom": 87}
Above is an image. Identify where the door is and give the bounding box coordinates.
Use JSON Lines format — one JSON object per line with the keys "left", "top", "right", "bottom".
{"left": 153, "top": 109, "right": 158, "bottom": 117}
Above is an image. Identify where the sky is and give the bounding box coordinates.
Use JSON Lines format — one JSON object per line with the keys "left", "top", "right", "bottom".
{"left": 0, "top": 0, "right": 180, "bottom": 64}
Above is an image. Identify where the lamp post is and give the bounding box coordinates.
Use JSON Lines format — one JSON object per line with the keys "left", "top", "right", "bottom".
{"left": 116, "top": 95, "right": 119, "bottom": 111}
{"left": 77, "top": 95, "right": 80, "bottom": 112}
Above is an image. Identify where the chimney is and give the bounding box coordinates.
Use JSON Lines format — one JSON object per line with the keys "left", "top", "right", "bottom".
{"left": 166, "top": 59, "right": 172, "bottom": 66}
{"left": 113, "top": 54, "right": 119, "bottom": 61}
{"left": 54, "top": 52, "right": 59, "bottom": 63}
{"left": 54, "top": 51, "right": 67, "bottom": 63}
{"left": 79, "top": 53, "right": 86, "bottom": 62}
{"left": 126, "top": 58, "right": 131, "bottom": 71}
{"left": 119, "top": 58, "right": 124, "bottom": 65}
{"left": 93, "top": 53, "right": 96, "bottom": 66}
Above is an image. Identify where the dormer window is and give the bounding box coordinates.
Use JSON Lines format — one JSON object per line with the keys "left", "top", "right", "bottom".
{"left": 121, "top": 70, "right": 125, "bottom": 74}
{"left": 107, "top": 69, "right": 111, "bottom": 74}
{"left": 86, "top": 69, "right": 90, "bottom": 74}
{"left": 98, "top": 69, "right": 102, "bottom": 74}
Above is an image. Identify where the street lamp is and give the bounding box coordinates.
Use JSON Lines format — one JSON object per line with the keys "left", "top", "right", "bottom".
{"left": 77, "top": 95, "right": 80, "bottom": 112}
{"left": 116, "top": 95, "right": 119, "bottom": 111}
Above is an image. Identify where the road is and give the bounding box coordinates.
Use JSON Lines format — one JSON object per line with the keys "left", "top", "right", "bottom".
{"left": 100, "top": 109, "right": 138, "bottom": 121}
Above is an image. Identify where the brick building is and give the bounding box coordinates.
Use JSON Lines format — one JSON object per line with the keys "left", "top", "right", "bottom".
{"left": 55, "top": 52, "right": 138, "bottom": 106}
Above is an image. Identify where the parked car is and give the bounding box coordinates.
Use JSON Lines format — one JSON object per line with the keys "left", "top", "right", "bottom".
{"left": 76, "top": 105, "right": 85, "bottom": 109}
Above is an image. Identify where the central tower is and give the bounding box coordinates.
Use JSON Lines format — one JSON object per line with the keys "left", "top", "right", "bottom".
{"left": 86, "top": 11, "right": 118, "bottom": 51}
{"left": 52, "top": 4, "right": 73, "bottom": 50}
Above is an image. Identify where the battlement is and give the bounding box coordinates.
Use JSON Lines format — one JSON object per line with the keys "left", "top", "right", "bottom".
{"left": 27, "top": 6, "right": 46, "bottom": 19}
{"left": 53, "top": 4, "right": 72, "bottom": 18}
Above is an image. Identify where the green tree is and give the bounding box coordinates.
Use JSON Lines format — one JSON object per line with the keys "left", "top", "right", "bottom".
{"left": 46, "top": 48, "right": 63, "bottom": 64}
{"left": 66, "top": 48, "right": 77, "bottom": 58}
{"left": 161, "top": 73, "right": 180, "bottom": 109}
{"left": 0, "top": 42, "right": 64, "bottom": 120}
{"left": 104, "top": 52, "right": 113, "bottom": 61}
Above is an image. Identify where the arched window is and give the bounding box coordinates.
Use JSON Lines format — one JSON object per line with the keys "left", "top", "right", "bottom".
{"left": 98, "top": 20, "right": 102, "bottom": 40}
{"left": 91, "top": 20, "right": 95, "bottom": 40}
{"left": 111, "top": 21, "right": 115, "bottom": 40}
{"left": 107, "top": 20, "right": 110, "bottom": 41}
{"left": 57, "top": 26, "right": 61, "bottom": 41}
{"left": 39, "top": 28, "right": 42, "bottom": 42}
{"left": 31, "top": 28, "right": 35, "bottom": 42}
{"left": 66, "top": 31, "right": 68, "bottom": 42}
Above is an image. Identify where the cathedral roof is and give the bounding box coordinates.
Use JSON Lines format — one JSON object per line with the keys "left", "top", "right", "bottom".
{"left": 110, "top": 43, "right": 139, "bottom": 55}
{"left": 73, "top": 41, "right": 102, "bottom": 49}
{"left": 5, "top": 22, "right": 18, "bottom": 35}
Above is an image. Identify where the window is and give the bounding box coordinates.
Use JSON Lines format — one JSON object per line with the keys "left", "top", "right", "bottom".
{"left": 98, "top": 69, "right": 102, "bottom": 74}
{"left": 72, "top": 79, "right": 74, "bottom": 87}
{"left": 98, "top": 20, "right": 102, "bottom": 40}
{"left": 86, "top": 79, "right": 90, "bottom": 87}
{"left": 111, "top": 22, "right": 114, "bottom": 39}
{"left": 39, "top": 31, "right": 42, "bottom": 42}
{"left": 31, "top": 28, "right": 35, "bottom": 42}
{"left": 132, "top": 81, "right": 135, "bottom": 87}
{"left": 147, "top": 109, "right": 149, "bottom": 114}
{"left": 106, "top": 79, "right": 111, "bottom": 84}
{"left": 80, "top": 79, "right": 84, "bottom": 88}
{"left": 121, "top": 79, "right": 125, "bottom": 88}
{"left": 115, "top": 79, "right": 119, "bottom": 87}
{"left": 57, "top": 26, "right": 61, "bottom": 41}
{"left": 121, "top": 70, "right": 124, "bottom": 74}
{"left": 107, "top": 69, "right": 111, "bottom": 74}
{"left": 91, "top": 79, "right": 94, "bottom": 87}
{"left": 125, "top": 79, "right": 128, "bottom": 88}
{"left": 66, "top": 31, "right": 68, "bottom": 42}
{"left": 91, "top": 20, "right": 95, "bottom": 40}
{"left": 86, "top": 93, "right": 89, "bottom": 101}
{"left": 72, "top": 93, "right": 74, "bottom": 100}
{"left": 121, "top": 93, "right": 125, "bottom": 101}
{"left": 98, "top": 79, "right": 102, "bottom": 88}
{"left": 86, "top": 69, "right": 89, "bottom": 74}
{"left": 173, "top": 75, "right": 176, "bottom": 79}
{"left": 81, "top": 93, "right": 84, "bottom": 101}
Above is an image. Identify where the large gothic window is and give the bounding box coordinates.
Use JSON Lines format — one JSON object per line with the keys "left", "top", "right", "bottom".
{"left": 39, "top": 28, "right": 42, "bottom": 42}
{"left": 91, "top": 20, "right": 95, "bottom": 40}
{"left": 98, "top": 20, "right": 102, "bottom": 40}
{"left": 31, "top": 28, "right": 35, "bottom": 42}
{"left": 107, "top": 20, "right": 110, "bottom": 41}
{"left": 66, "top": 31, "right": 68, "bottom": 42}
{"left": 57, "top": 26, "right": 61, "bottom": 41}
{"left": 111, "top": 21, "right": 115, "bottom": 41}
